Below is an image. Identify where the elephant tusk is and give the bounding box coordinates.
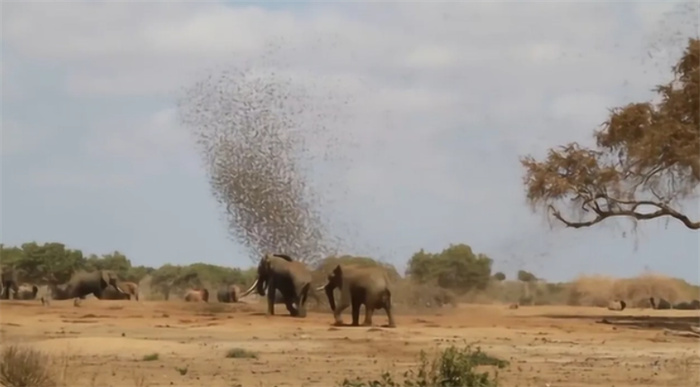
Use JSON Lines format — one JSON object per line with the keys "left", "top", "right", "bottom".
{"left": 116, "top": 286, "right": 126, "bottom": 294}
{"left": 240, "top": 279, "right": 258, "bottom": 297}
{"left": 315, "top": 285, "right": 327, "bottom": 292}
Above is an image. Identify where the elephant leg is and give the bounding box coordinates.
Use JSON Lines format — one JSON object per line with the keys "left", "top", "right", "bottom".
{"left": 333, "top": 299, "right": 350, "bottom": 326}
{"left": 296, "top": 284, "right": 310, "bottom": 318}
{"left": 362, "top": 305, "right": 374, "bottom": 326}
{"left": 350, "top": 298, "right": 362, "bottom": 326}
{"left": 266, "top": 284, "right": 276, "bottom": 316}
{"left": 384, "top": 291, "right": 396, "bottom": 328}
{"left": 282, "top": 290, "right": 298, "bottom": 316}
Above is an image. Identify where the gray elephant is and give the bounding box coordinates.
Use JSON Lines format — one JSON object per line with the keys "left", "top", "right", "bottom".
{"left": 217, "top": 284, "right": 241, "bottom": 303}
{"left": 240, "top": 254, "right": 312, "bottom": 317}
{"left": 13, "top": 283, "right": 39, "bottom": 300}
{"left": 649, "top": 297, "right": 672, "bottom": 310}
{"left": 100, "top": 281, "right": 139, "bottom": 300}
{"left": 317, "top": 264, "right": 396, "bottom": 328}
{"left": 607, "top": 299, "right": 627, "bottom": 311}
{"left": 1, "top": 267, "right": 21, "bottom": 300}
{"left": 47, "top": 270, "right": 126, "bottom": 301}
{"left": 101, "top": 285, "right": 131, "bottom": 300}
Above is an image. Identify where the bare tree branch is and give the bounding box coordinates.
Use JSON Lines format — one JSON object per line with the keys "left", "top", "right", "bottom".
{"left": 549, "top": 198, "right": 700, "bottom": 229}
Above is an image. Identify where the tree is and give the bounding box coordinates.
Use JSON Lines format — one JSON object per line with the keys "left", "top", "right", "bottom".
{"left": 406, "top": 244, "right": 493, "bottom": 293}
{"left": 492, "top": 272, "right": 506, "bottom": 281}
{"left": 521, "top": 38, "right": 699, "bottom": 230}
{"left": 15, "top": 242, "right": 86, "bottom": 283}
{"left": 517, "top": 270, "right": 537, "bottom": 283}
{"left": 150, "top": 264, "right": 200, "bottom": 300}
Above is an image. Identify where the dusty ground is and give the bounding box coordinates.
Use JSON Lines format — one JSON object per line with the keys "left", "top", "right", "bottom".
{"left": 0, "top": 299, "right": 698, "bottom": 387}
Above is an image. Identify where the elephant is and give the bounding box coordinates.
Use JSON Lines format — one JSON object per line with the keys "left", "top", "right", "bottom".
{"left": 317, "top": 264, "right": 396, "bottom": 328}
{"left": 116, "top": 281, "right": 139, "bottom": 300}
{"left": 672, "top": 299, "right": 700, "bottom": 310}
{"left": 240, "top": 253, "right": 312, "bottom": 317}
{"left": 184, "top": 288, "right": 209, "bottom": 302}
{"left": 607, "top": 299, "right": 627, "bottom": 311}
{"left": 1, "top": 267, "right": 20, "bottom": 300}
{"left": 101, "top": 284, "right": 134, "bottom": 300}
{"left": 46, "top": 270, "right": 126, "bottom": 302}
{"left": 217, "top": 284, "right": 241, "bottom": 303}
{"left": 649, "top": 297, "right": 672, "bottom": 310}
{"left": 13, "top": 283, "right": 39, "bottom": 300}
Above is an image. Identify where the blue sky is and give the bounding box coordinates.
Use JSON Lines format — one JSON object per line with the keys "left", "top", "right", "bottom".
{"left": 2, "top": 1, "right": 698, "bottom": 283}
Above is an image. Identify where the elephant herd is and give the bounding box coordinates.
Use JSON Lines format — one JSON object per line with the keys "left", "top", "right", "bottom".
{"left": 0, "top": 254, "right": 398, "bottom": 328}
{"left": 1, "top": 268, "right": 139, "bottom": 304}
{"left": 199, "top": 254, "right": 396, "bottom": 327}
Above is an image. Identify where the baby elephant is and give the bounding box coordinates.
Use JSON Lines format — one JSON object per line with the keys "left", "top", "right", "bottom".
{"left": 607, "top": 299, "right": 627, "bottom": 311}
{"left": 184, "top": 288, "right": 209, "bottom": 302}
{"left": 217, "top": 285, "right": 241, "bottom": 303}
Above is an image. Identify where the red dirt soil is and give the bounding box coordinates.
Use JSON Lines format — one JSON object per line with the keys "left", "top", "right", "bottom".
{"left": 0, "top": 299, "right": 698, "bottom": 387}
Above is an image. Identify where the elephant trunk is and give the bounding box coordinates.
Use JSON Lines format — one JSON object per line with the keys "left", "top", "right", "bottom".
{"left": 255, "top": 277, "right": 266, "bottom": 296}
{"left": 324, "top": 284, "right": 336, "bottom": 311}
{"left": 240, "top": 279, "right": 259, "bottom": 297}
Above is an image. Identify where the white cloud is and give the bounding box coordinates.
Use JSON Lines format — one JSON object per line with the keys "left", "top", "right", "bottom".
{"left": 82, "top": 108, "right": 199, "bottom": 178}
{"left": 549, "top": 93, "right": 616, "bottom": 128}
{"left": 1, "top": 120, "right": 42, "bottom": 156}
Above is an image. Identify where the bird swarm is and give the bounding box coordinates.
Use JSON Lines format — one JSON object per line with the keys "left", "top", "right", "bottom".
{"left": 178, "top": 66, "right": 345, "bottom": 265}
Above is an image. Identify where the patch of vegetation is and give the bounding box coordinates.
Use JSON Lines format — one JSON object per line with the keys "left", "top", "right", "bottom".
{"left": 0, "top": 345, "right": 56, "bottom": 387}
{"left": 225, "top": 348, "right": 258, "bottom": 359}
{"left": 175, "top": 366, "right": 188, "bottom": 376}
{"left": 141, "top": 353, "right": 159, "bottom": 361}
{"left": 338, "top": 344, "right": 508, "bottom": 387}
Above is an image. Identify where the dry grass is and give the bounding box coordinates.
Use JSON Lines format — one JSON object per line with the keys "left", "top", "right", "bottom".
{"left": 142, "top": 271, "right": 699, "bottom": 312}
{"left": 0, "top": 345, "right": 71, "bottom": 387}
{"left": 391, "top": 272, "right": 699, "bottom": 310}
{"left": 567, "top": 274, "right": 699, "bottom": 307}
{"left": 468, "top": 273, "right": 699, "bottom": 308}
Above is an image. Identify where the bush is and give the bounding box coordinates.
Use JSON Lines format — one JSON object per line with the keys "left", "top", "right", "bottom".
{"left": 225, "top": 348, "right": 258, "bottom": 359}
{"left": 407, "top": 244, "right": 493, "bottom": 294}
{"left": 338, "top": 344, "right": 507, "bottom": 387}
{"left": 0, "top": 345, "right": 56, "bottom": 387}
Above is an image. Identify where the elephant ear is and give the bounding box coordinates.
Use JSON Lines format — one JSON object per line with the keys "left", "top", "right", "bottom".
{"left": 332, "top": 265, "right": 343, "bottom": 286}
{"left": 99, "top": 271, "right": 110, "bottom": 287}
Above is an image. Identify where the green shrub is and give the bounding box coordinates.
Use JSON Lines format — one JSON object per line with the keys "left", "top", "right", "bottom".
{"left": 338, "top": 344, "right": 507, "bottom": 387}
